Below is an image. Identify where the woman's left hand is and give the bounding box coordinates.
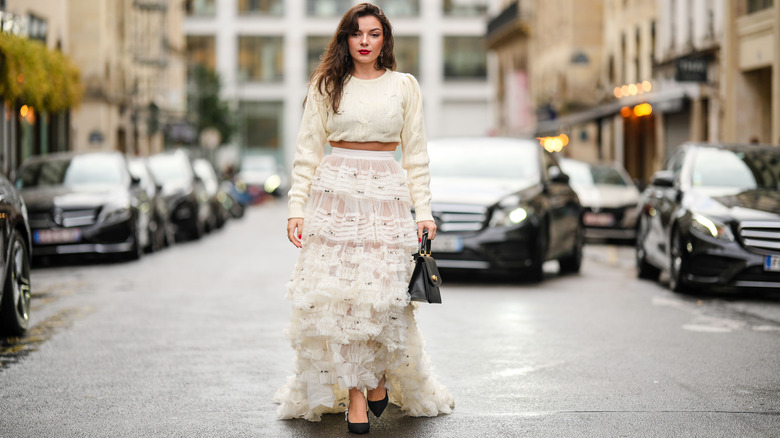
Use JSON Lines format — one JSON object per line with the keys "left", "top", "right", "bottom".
{"left": 417, "top": 220, "right": 437, "bottom": 241}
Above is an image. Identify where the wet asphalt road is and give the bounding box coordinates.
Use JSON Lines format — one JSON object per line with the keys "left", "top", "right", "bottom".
{"left": 1, "top": 199, "right": 779, "bottom": 437}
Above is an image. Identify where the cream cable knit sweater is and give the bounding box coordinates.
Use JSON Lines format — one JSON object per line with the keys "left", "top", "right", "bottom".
{"left": 287, "top": 70, "right": 433, "bottom": 222}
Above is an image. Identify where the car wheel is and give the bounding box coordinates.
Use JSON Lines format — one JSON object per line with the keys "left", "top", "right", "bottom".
{"left": 148, "top": 217, "right": 165, "bottom": 253}
{"left": 668, "top": 226, "right": 690, "bottom": 292}
{"left": 126, "top": 225, "right": 143, "bottom": 261}
{"left": 0, "top": 231, "right": 32, "bottom": 336}
{"left": 559, "top": 223, "right": 583, "bottom": 274}
{"left": 636, "top": 217, "right": 661, "bottom": 280}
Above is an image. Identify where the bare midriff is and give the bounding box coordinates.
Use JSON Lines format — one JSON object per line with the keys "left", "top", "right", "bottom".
{"left": 330, "top": 140, "right": 398, "bottom": 151}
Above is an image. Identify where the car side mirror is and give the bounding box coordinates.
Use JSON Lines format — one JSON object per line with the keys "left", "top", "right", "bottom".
{"left": 650, "top": 170, "right": 675, "bottom": 188}
{"left": 548, "top": 166, "right": 570, "bottom": 184}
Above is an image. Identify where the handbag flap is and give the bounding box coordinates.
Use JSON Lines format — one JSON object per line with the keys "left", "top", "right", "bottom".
{"left": 420, "top": 255, "right": 442, "bottom": 287}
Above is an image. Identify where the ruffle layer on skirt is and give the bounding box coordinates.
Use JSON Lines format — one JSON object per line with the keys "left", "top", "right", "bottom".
{"left": 275, "top": 150, "right": 454, "bottom": 421}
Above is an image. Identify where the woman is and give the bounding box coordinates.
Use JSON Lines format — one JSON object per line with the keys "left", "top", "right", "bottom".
{"left": 275, "top": 2, "right": 454, "bottom": 434}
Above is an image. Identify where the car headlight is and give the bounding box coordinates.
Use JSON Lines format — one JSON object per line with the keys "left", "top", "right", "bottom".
{"left": 99, "top": 204, "right": 132, "bottom": 223}
{"left": 489, "top": 206, "right": 528, "bottom": 227}
{"left": 691, "top": 214, "right": 734, "bottom": 241}
{"left": 264, "top": 174, "right": 282, "bottom": 193}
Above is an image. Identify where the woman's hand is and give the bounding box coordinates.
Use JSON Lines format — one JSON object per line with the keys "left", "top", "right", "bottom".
{"left": 417, "top": 220, "right": 437, "bottom": 242}
{"left": 287, "top": 218, "right": 303, "bottom": 248}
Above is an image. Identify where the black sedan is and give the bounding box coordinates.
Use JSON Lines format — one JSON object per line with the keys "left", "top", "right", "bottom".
{"left": 16, "top": 151, "right": 148, "bottom": 261}
{"left": 636, "top": 142, "right": 780, "bottom": 292}
{"left": 147, "top": 150, "right": 210, "bottom": 241}
{"left": 426, "top": 137, "right": 584, "bottom": 282}
{"left": 0, "top": 174, "right": 32, "bottom": 336}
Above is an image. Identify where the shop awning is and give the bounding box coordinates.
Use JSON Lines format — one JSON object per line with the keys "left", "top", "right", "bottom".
{"left": 535, "top": 83, "right": 701, "bottom": 136}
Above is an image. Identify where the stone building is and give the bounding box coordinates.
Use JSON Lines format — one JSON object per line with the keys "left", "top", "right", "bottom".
{"left": 0, "top": 0, "right": 76, "bottom": 175}
{"left": 721, "top": 0, "right": 779, "bottom": 144}
{"left": 487, "top": 0, "right": 777, "bottom": 185}
{"left": 68, "top": 0, "right": 188, "bottom": 156}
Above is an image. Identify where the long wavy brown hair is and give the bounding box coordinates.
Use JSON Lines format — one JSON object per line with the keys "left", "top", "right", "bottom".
{"left": 309, "top": 3, "right": 396, "bottom": 114}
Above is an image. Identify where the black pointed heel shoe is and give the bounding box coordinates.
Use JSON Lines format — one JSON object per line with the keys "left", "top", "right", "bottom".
{"left": 346, "top": 409, "right": 370, "bottom": 435}
{"left": 367, "top": 389, "right": 389, "bottom": 418}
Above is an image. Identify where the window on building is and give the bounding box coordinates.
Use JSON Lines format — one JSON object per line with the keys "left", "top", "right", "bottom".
{"left": 185, "top": 0, "right": 216, "bottom": 17}
{"left": 306, "top": 0, "right": 419, "bottom": 17}
{"left": 746, "top": 0, "right": 774, "bottom": 13}
{"left": 374, "top": 0, "right": 419, "bottom": 16}
{"left": 443, "top": 36, "right": 487, "bottom": 80}
{"left": 306, "top": 36, "right": 332, "bottom": 79}
{"left": 443, "top": 0, "right": 488, "bottom": 16}
{"left": 238, "top": 0, "right": 283, "bottom": 15}
{"left": 394, "top": 36, "right": 420, "bottom": 79}
{"left": 186, "top": 35, "right": 216, "bottom": 71}
{"left": 307, "top": 0, "right": 356, "bottom": 16}
{"left": 238, "top": 36, "right": 284, "bottom": 82}
{"left": 238, "top": 101, "right": 284, "bottom": 150}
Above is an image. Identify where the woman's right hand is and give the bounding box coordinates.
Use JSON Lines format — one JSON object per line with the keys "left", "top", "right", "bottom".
{"left": 287, "top": 218, "right": 303, "bottom": 248}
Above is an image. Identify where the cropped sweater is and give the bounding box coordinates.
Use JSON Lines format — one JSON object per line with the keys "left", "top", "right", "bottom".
{"left": 287, "top": 70, "right": 433, "bottom": 222}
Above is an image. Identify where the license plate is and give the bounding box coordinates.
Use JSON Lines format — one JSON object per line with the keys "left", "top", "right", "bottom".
{"left": 583, "top": 212, "right": 615, "bottom": 227}
{"left": 764, "top": 255, "right": 780, "bottom": 272}
{"left": 431, "top": 235, "right": 462, "bottom": 253}
{"left": 34, "top": 229, "right": 82, "bottom": 244}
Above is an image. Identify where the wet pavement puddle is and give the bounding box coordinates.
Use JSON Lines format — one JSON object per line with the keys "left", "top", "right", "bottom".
{"left": 0, "top": 306, "right": 92, "bottom": 371}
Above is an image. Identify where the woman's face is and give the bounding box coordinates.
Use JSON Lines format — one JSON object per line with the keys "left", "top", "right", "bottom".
{"left": 348, "top": 15, "right": 384, "bottom": 68}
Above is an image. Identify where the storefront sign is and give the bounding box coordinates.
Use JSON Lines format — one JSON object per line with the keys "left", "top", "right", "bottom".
{"left": 675, "top": 57, "right": 708, "bottom": 82}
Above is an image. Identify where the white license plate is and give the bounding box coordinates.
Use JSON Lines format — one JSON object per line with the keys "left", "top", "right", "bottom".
{"left": 584, "top": 212, "right": 616, "bottom": 227}
{"left": 34, "top": 229, "right": 82, "bottom": 244}
{"left": 764, "top": 255, "right": 780, "bottom": 272}
{"left": 431, "top": 235, "right": 463, "bottom": 253}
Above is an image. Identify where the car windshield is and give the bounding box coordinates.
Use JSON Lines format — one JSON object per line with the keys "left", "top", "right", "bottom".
{"left": 17, "top": 154, "right": 124, "bottom": 187}
{"left": 591, "top": 165, "right": 629, "bottom": 186}
{"left": 427, "top": 139, "right": 540, "bottom": 181}
{"left": 147, "top": 154, "right": 191, "bottom": 184}
{"left": 692, "top": 148, "right": 780, "bottom": 190}
{"left": 560, "top": 160, "right": 594, "bottom": 186}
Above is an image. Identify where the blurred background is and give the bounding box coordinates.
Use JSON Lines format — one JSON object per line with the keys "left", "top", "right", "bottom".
{"left": 2, "top": 0, "right": 777, "bottom": 186}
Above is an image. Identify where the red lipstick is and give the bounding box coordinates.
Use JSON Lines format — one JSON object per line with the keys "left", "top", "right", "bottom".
{"left": 359, "top": 50, "right": 371, "bottom": 55}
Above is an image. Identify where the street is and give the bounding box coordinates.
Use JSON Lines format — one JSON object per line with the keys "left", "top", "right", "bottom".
{"left": 1, "top": 200, "right": 780, "bottom": 438}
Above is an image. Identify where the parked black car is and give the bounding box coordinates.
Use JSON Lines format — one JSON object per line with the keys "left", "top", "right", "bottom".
{"left": 426, "top": 137, "right": 584, "bottom": 281}
{"left": 0, "top": 175, "right": 32, "bottom": 336}
{"left": 146, "top": 150, "right": 210, "bottom": 241}
{"left": 129, "top": 157, "right": 174, "bottom": 251}
{"left": 636, "top": 142, "right": 780, "bottom": 292}
{"left": 16, "top": 151, "right": 148, "bottom": 261}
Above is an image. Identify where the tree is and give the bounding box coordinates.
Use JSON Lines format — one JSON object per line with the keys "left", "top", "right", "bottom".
{"left": 188, "top": 65, "right": 234, "bottom": 146}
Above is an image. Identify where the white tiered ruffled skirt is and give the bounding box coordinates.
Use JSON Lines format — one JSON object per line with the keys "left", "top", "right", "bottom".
{"left": 274, "top": 147, "right": 454, "bottom": 422}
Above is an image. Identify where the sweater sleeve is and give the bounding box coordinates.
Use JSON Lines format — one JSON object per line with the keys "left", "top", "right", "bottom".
{"left": 287, "top": 83, "right": 328, "bottom": 219}
{"left": 400, "top": 74, "right": 434, "bottom": 222}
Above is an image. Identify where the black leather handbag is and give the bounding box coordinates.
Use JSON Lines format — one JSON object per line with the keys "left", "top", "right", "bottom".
{"left": 408, "top": 230, "right": 442, "bottom": 304}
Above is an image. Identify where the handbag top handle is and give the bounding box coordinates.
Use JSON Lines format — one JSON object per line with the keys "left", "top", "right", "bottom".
{"left": 419, "top": 229, "right": 432, "bottom": 256}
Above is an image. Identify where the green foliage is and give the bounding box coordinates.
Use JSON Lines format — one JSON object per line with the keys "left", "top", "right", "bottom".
{"left": 0, "top": 34, "right": 83, "bottom": 112}
{"left": 189, "top": 65, "right": 234, "bottom": 145}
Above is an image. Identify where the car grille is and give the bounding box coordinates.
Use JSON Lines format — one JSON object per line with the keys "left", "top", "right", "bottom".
{"left": 28, "top": 208, "right": 100, "bottom": 228}
{"left": 431, "top": 203, "right": 488, "bottom": 233}
{"left": 738, "top": 221, "right": 780, "bottom": 254}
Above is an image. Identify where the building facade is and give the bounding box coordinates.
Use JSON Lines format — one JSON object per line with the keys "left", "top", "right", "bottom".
{"left": 721, "top": 0, "right": 779, "bottom": 144}
{"left": 487, "top": 0, "right": 777, "bottom": 186}
{"left": 68, "top": 0, "right": 187, "bottom": 156}
{"left": 183, "top": 0, "right": 497, "bottom": 172}
{"left": 1, "top": 0, "right": 74, "bottom": 176}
